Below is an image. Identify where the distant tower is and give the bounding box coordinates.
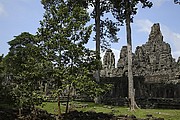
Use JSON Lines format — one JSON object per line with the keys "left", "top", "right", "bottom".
{"left": 103, "top": 49, "right": 115, "bottom": 69}
{"left": 148, "top": 23, "right": 163, "bottom": 42}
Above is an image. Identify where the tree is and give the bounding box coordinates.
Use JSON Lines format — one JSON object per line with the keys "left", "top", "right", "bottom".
{"left": 0, "top": 55, "right": 7, "bottom": 103}
{"left": 76, "top": 0, "right": 120, "bottom": 104}
{"left": 77, "top": 0, "right": 120, "bottom": 49}
{"left": 95, "top": 0, "right": 101, "bottom": 83}
{"left": 3, "top": 32, "right": 43, "bottom": 117}
{"left": 111, "top": 0, "right": 152, "bottom": 110}
{"left": 0, "top": 55, "right": 17, "bottom": 106}
{"left": 39, "top": 0, "right": 111, "bottom": 116}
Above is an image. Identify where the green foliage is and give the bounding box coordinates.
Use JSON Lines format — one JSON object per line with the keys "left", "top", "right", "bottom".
{"left": 3, "top": 32, "right": 44, "bottom": 109}
{"left": 75, "top": 75, "right": 112, "bottom": 99}
{"left": 38, "top": 0, "right": 109, "bottom": 101}
{"left": 1, "top": 0, "right": 117, "bottom": 113}
{"left": 0, "top": 55, "right": 17, "bottom": 105}
{"left": 75, "top": 0, "right": 120, "bottom": 51}
{"left": 0, "top": 55, "right": 4, "bottom": 83}
{"left": 110, "top": 0, "right": 153, "bottom": 24}
{"left": 0, "top": 55, "right": 3, "bottom": 74}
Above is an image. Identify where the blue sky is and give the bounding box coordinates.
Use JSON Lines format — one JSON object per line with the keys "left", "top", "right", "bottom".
{"left": 0, "top": 0, "right": 180, "bottom": 65}
{"left": 0, "top": 0, "right": 44, "bottom": 55}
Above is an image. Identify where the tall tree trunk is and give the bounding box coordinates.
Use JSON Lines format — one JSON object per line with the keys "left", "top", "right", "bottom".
{"left": 95, "top": 0, "right": 100, "bottom": 83}
{"left": 57, "top": 93, "right": 61, "bottom": 117}
{"left": 18, "top": 108, "right": 22, "bottom": 118}
{"left": 57, "top": 49, "right": 62, "bottom": 118}
{"left": 65, "top": 85, "right": 71, "bottom": 113}
{"left": 94, "top": 0, "right": 101, "bottom": 104}
{"left": 44, "top": 83, "right": 48, "bottom": 95}
{"left": 125, "top": 0, "right": 135, "bottom": 110}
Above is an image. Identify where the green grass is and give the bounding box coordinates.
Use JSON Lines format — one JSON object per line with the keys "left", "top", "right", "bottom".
{"left": 37, "top": 101, "right": 180, "bottom": 120}
{"left": 37, "top": 102, "right": 65, "bottom": 115}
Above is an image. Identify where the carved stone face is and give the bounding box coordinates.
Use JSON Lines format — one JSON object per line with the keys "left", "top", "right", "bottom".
{"left": 120, "top": 46, "right": 127, "bottom": 58}
{"left": 149, "top": 23, "right": 163, "bottom": 43}
{"left": 150, "top": 23, "right": 160, "bottom": 35}
{"left": 103, "top": 49, "right": 115, "bottom": 69}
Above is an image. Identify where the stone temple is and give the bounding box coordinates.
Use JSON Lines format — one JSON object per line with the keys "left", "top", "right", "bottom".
{"left": 101, "top": 23, "right": 180, "bottom": 108}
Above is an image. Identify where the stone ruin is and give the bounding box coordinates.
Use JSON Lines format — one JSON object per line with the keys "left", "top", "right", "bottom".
{"left": 101, "top": 23, "right": 180, "bottom": 108}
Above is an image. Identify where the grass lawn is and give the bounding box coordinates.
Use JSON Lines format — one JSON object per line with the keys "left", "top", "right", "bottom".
{"left": 37, "top": 101, "right": 180, "bottom": 120}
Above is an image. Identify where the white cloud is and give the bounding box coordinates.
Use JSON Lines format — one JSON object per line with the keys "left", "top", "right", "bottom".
{"left": 0, "top": 3, "right": 6, "bottom": 16}
{"left": 87, "top": 5, "right": 94, "bottom": 14}
{"left": 162, "top": 26, "right": 180, "bottom": 59}
{"left": 135, "top": 19, "right": 180, "bottom": 60}
{"left": 135, "top": 19, "right": 153, "bottom": 33}
{"left": 112, "top": 48, "right": 120, "bottom": 66}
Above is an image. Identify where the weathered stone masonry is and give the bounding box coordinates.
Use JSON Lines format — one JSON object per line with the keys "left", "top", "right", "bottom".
{"left": 101, "top": 23, "right": 180, "bottom": 108}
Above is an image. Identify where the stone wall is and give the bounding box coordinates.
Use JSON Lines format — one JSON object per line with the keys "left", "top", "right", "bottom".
{"left": 101, "top": 76, "right": 180, "bottom": 108}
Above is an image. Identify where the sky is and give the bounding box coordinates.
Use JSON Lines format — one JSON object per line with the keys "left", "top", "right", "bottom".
{"left": 0, "top": 0, "right": 180, "bottom": 65}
